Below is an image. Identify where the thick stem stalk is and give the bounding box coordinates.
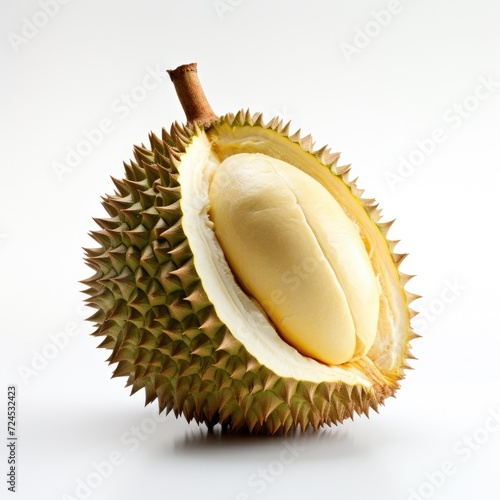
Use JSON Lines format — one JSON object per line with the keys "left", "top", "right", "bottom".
{"left": 167, "top": 63, "right": 218, "bottom": 126}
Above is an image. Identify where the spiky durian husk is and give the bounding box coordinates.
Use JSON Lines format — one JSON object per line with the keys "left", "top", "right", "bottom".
{"left": 83, "top": 111, "right": 418, "bottom": 434}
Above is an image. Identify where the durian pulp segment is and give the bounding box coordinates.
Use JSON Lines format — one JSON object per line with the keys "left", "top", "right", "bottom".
{"left": 208, "top": 153, "right": 380, "bottom": 365}
{"left": 207, "top": 122, "right": 410, "bottom": 374}
{"left": 179, "top": 130, "right": 382, "bottom": 387}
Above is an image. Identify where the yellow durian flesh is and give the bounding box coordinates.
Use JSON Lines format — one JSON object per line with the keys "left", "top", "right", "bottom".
{"left": 208, "top": 153, "right": 380, "bottom": 365}
{"left": 206, "top": 119, "right": 412, "bottom": 376}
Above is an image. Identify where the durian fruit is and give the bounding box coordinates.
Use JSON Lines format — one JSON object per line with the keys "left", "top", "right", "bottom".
{"left": 83, "top": 63, "right": 418, "bottom": 434}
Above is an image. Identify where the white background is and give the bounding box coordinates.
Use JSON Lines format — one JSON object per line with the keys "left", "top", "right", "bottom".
{"left": 2, "top": 1, "right": 500, "bottom": 499}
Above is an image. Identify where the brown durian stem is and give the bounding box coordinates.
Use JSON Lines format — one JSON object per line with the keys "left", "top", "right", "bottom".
{"left": 167, "top": 63, "right": 218, "bottom": 126}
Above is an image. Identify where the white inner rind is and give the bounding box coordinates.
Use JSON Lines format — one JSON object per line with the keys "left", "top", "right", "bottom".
{"left": 179, "top": 132, "right": 378, "bottom": 386}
